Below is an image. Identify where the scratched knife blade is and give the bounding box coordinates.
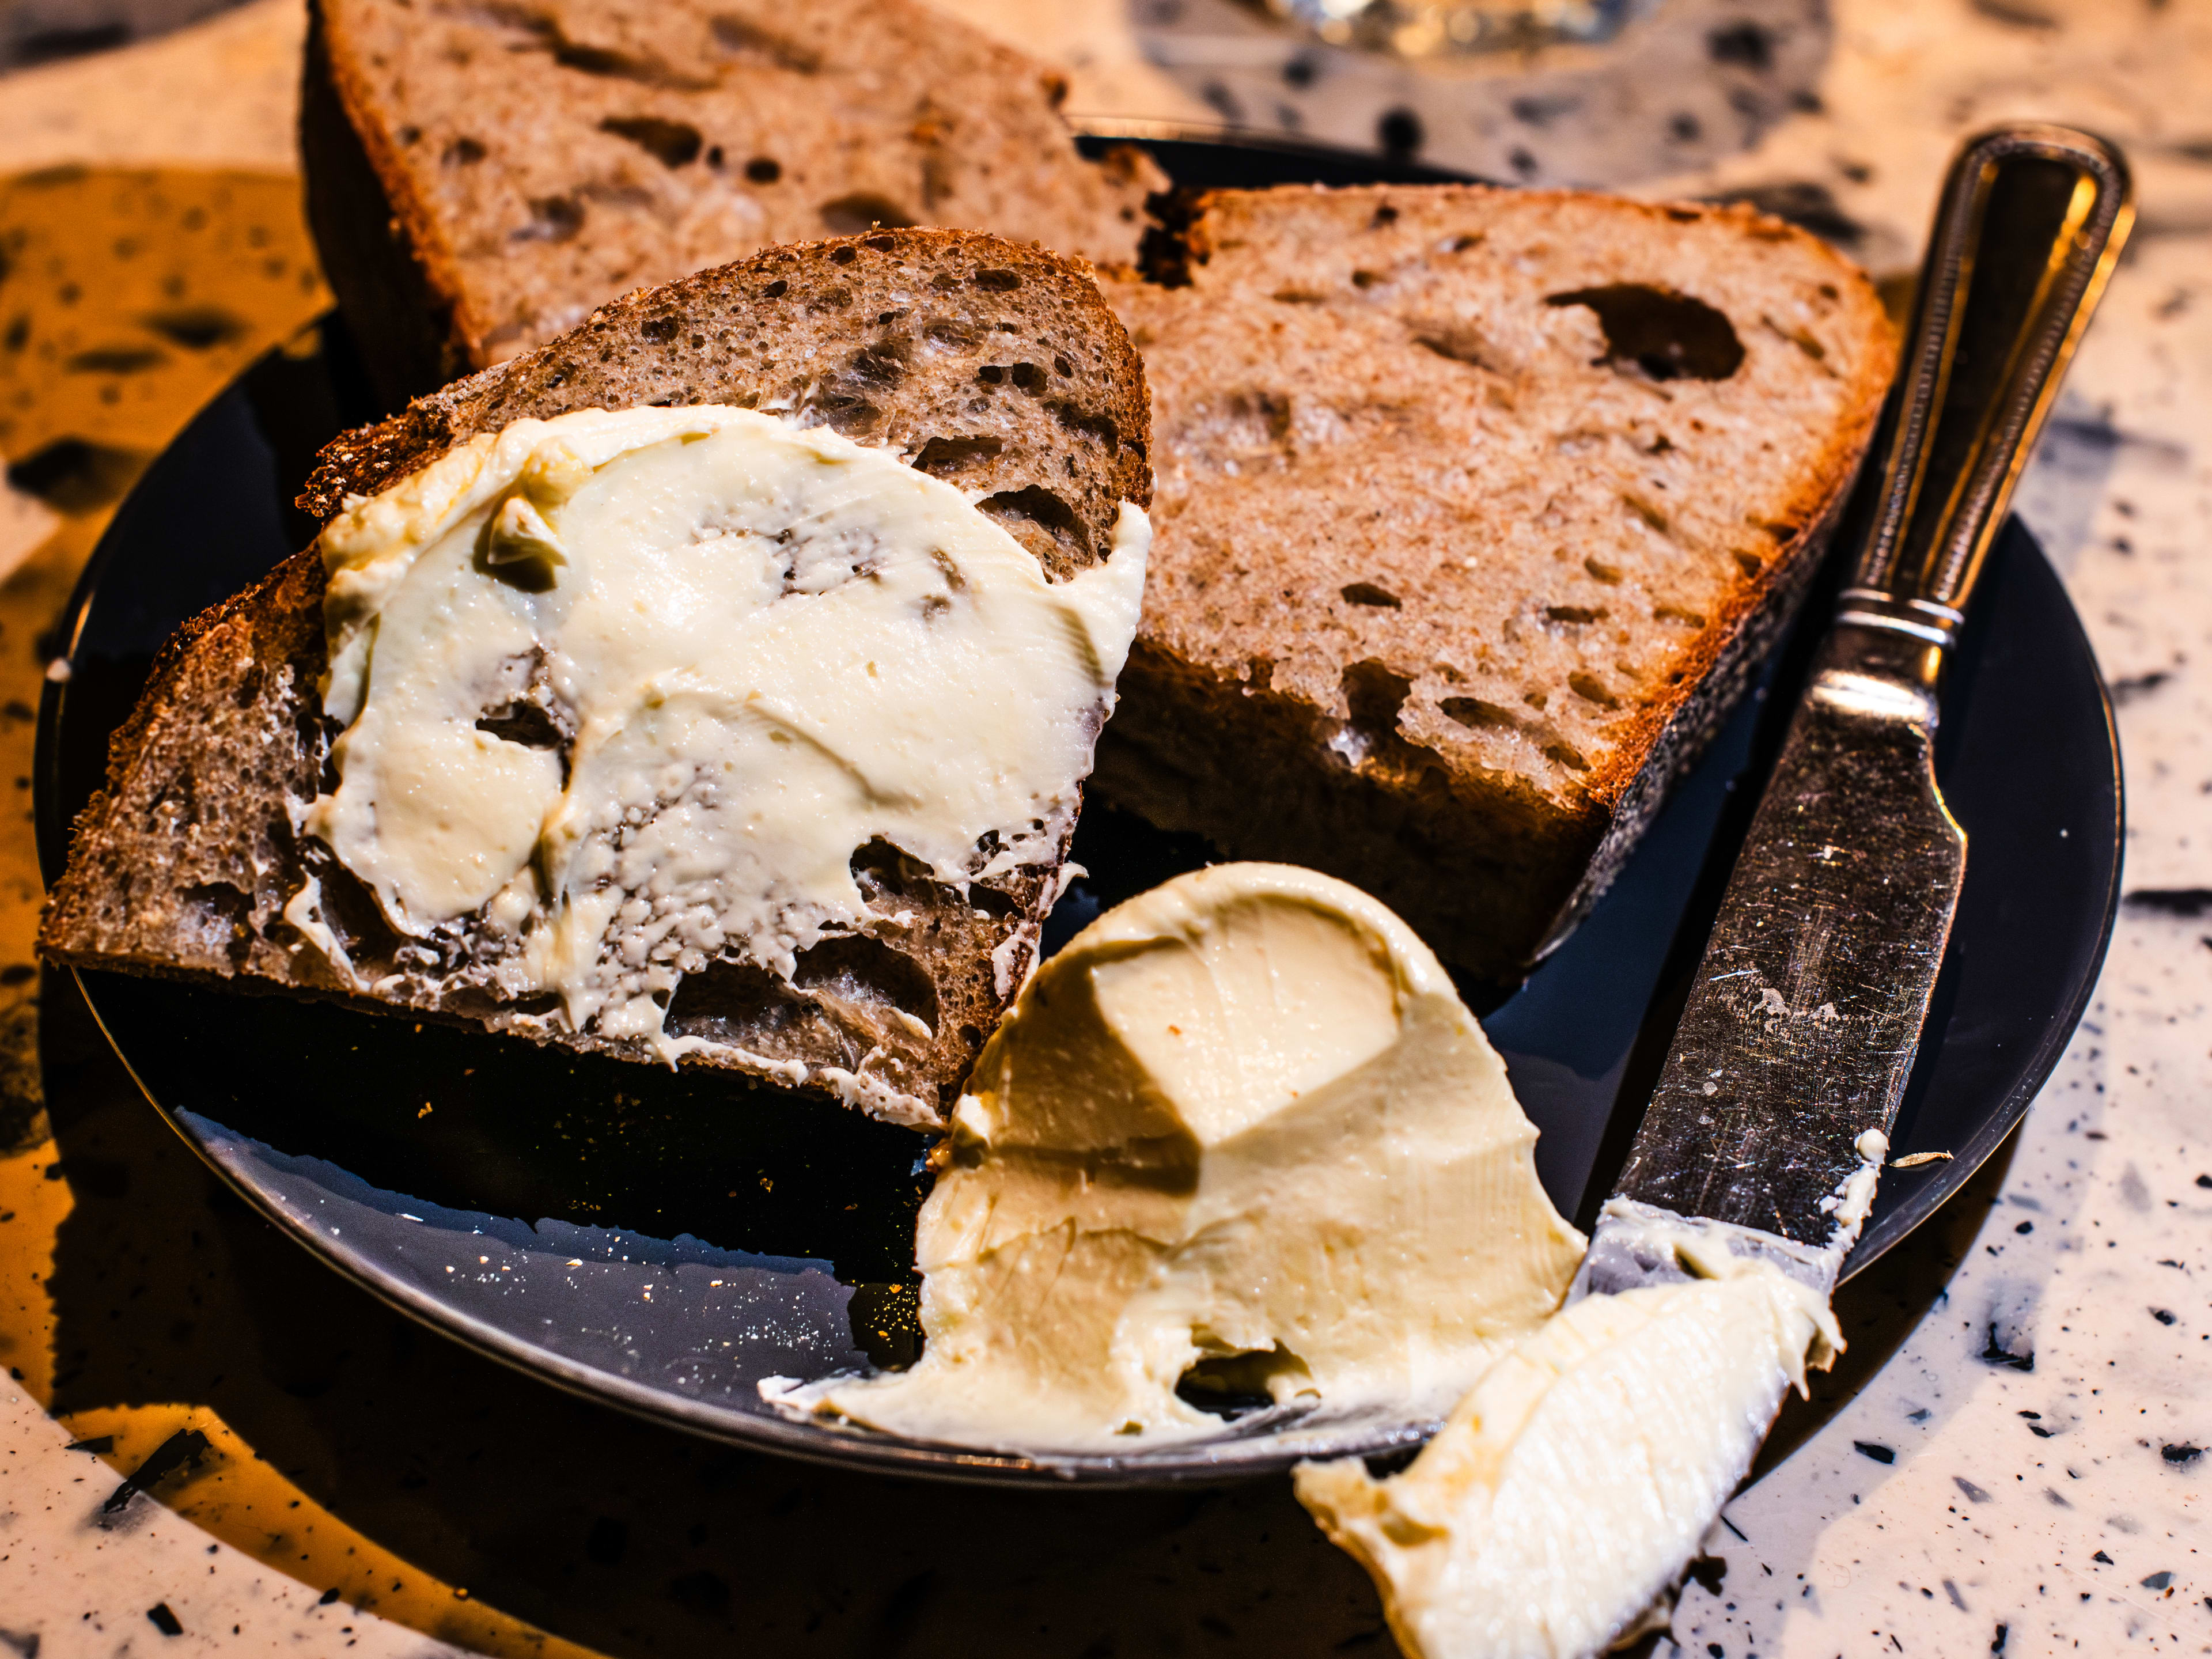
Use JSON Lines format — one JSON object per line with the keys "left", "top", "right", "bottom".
{"left": 1608, "top": 626, "right": 1960, "bottom": 1245}
{"left": 1603, "top": 123, "right": 2133, "bottom": 1257}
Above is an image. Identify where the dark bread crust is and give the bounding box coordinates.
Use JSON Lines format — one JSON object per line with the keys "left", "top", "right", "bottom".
{"left": 1098, "top": 183, "right": 1894, "bottom": 983}
{"left": 41, "top": 230, "right": 1152, "bottom": 1126}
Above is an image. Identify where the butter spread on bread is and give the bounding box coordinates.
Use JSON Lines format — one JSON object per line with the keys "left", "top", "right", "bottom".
{"left": 293, "top": 404, "right": 1145, "bottom": 1116}
{"left": 767, "top": 863, "right": 1582, "bottom": 1450}
{"left": 39, "top": 230, "right": 1153, "bottom": 1126}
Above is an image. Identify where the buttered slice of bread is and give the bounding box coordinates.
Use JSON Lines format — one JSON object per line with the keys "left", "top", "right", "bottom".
{"left": 40, "top": 230, "right": 1152, "bottom": 1127}
{"left": 302, "top": 0, "right": 1164, "bottom": 406}
{"left": 1100, "top": 185, "right": 1895, "bottom": 984}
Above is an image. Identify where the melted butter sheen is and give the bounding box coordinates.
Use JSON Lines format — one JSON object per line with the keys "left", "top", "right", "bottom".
{"left": 1294, "top": 1241, "right": 1841, "bottom": 1659}
{"left": 297, "top": 406, "right": 1146, "bottom": 1112}
{"left": 777, "top": 864, "right": 1586, "bottom": 1452}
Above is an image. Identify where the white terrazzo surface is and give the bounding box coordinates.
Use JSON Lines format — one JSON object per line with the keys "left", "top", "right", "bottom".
{"left": 1, "top": 2, "right": 2207, "bottom": 1655}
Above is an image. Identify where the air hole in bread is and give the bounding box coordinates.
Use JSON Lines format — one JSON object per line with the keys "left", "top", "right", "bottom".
{"left": 1050, "top": 400, "right": 1121, "bottom": 456}
{"left": 1543, "top": 741, "right": 1591, "bottom": 772}
{"left": 1568, "top": 671, "right": 1620, "bottom": 709}
{"left": 181, "top": 882, "right": 256, "bottom": 972}
{"left": 978, "top": 487, "right": 1088, "bottom": 580}
{"left": 793, "top": 933, "right": 941, "bottom": 1029}
{"left": 1009, "top": 362, "right": 1046, "bottom": 393}
{"left": 442, "top": 136, "right": 487, "bottom": 167}
{"left": 598, "top": 115, "right": 702, "bottom": 168}
{"left": 1411, "top": 328, "right": 1490, "bottom": 370}
{"left": 708, "top": 13, "right": 821, "bottom": 72}
{"left": 1545, "top": 284, "right": 1745, "bottom": 381}
{"left": 1339, "top": 659, "right": 1414, "bottom": 760}
{"left": 1546, "top": 605, "right": 1605, "bottom": 625}
{"left": 1655, "top": 604, "right": 1706, "bottom": 627}
{"left": 914, "top": 434, "right": 1004, "bottom": 476}
{"left": 973, "top": 268, "right": 1023, "bottom": 293}
{"left": 290, "top": 849, "right": 406, "bottom": 975}
{"left": 476, "top": 700, "right": 571, "bottom": 783}
{"left": 1734, "top": 550, "right": 1764, "bottom": 577}
{"left": 821, "top": 194, "right": 916, "bottom": 236}
{"left": 1441, "top": 697, "right": 1521, "bottom": 732}
{"left": 1584, "top": 558, "right": 1623, "bottom": 584}
{"left": 1341, "top": 582, "right": 1402, "bottom": 609}
{"left": 745, "top": 156, "right": 781, "bottom": 184}
{"left": 514, "top": 195, "right": 584, "bottom": 243}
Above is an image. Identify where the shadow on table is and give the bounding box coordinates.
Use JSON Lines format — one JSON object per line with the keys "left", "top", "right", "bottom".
{"left": 35, "top": 968, "right": 1384, "bottom": 1658}
{"left": 36, "top": 960, "right": 2005, "bottom": 1657}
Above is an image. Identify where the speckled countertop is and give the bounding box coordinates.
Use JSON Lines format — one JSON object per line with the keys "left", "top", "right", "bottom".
{"left": 0, "top": 2, "right": 2206, "bottom": 1654}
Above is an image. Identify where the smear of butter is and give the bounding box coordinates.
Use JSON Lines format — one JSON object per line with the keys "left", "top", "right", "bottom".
{"left": 294, "top": 405, "right": 1146, "bottom": 1119}
{"left": 771, "top": 863, "right": 1585, "bottom": 1451}
{"left": 1294, "top": 1237, "right": 1840, "bottom": 1659}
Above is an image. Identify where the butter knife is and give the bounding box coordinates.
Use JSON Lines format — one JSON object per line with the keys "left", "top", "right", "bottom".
{"left": 1574, "top": 122, "right": 2134, "bottom": 1306}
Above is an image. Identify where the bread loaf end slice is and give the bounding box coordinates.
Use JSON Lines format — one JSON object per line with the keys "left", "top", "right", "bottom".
{"left": 301, "top": 0, "right": 1164, "bottom": 407}
{"left": 1100, "top": 185, "right": 1895, "bottom": 984}
{"left": 41, "top": 230, "right": 1151, "bottom": 1127}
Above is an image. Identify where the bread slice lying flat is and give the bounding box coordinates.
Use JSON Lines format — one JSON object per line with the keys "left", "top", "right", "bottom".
{"left": 302, "top": 0, "right": 1163, "bottom": 406}
{"left": 1100, "top": 185, "right": 1895, "bottom": 984}
{"left": 40, "top": 229, "right": 1151, "bottom": 1127}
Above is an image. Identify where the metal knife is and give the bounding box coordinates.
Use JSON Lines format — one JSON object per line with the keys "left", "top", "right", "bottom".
{"left": 1573, "top": 122, "right": 2134, "bottom": 1306}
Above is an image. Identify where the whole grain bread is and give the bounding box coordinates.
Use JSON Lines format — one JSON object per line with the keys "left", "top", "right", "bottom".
{"left": 40, "top": 229, "right": 1152, "bottom": 1128}
{"left": 302, "top": 0, "right": 1164, "bottom": 408}
{"left": 1099, "top": 185, "right": 1895, "bottom": 984}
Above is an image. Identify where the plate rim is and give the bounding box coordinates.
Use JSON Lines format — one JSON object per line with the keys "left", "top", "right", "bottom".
{"left": 29, "top": 132, "right": 2124, "bottom": 1485}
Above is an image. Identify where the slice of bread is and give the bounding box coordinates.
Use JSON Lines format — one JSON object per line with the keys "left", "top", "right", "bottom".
{"left": 39, "top": 229, "right": 1152, "bottom": 1128}
{"left": 1100, "top": 185, "right": 1895, "bottom": 984}
{"left": 302, "top": 0, "right": 1164, "bottom": 407}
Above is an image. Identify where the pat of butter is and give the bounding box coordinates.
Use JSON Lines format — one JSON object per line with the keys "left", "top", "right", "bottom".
{"left": 294, "top": 405, "right": 1146, "bottom": 1121}
{"left": 776, "top": 863, "right": 1585, "bottom": 1451}
{"left": 1294, "top": 1237, "right": 1840, "bottom": 1659}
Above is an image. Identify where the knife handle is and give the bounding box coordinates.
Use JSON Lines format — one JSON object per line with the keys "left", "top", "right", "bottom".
{"left": 1839, "top": 124, "right": 2133, "bottom": 648}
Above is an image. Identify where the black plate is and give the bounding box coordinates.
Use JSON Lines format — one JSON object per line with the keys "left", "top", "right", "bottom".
{"left": 34, "top": 138, "right": 2121, "bottom": 1486}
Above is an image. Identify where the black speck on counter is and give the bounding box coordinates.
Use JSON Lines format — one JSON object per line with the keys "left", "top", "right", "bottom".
{"left": 2142, "top": 1571, "right": 2174, "bottom": 1589}
{"left": 1854, "top": 1441, "right": 1895, "bottom": 1464}
{"left": 2153, "top": 1308, "right": 2178, "bottom": 1325}
{"left": 1954, "top": 1477, "right": 1991, "bottom": 1503}
{"left": 2123, "top": 888, "right": 2212, "bottom": 918}
{"left": 1685, "top": 1554, "right": 1727, "bottom": 1594}
{"left": 63, "top": 1434, "right": 115, "bottom": 1453}
{"left": 146, "top": 1603, "right": 182, "bottom": 1636}
{"left": 2093, "top": 1550, "right": 2114, "bottom": 1565}
{"left": 2161, "top": 1443, "right": 2203, "bottom": 1465}
{"left": 317, "top": 1587, "right": 340, "bottom": 1606}
{"left": 101, "top": 1428, "right": 210, "bottom": 1518}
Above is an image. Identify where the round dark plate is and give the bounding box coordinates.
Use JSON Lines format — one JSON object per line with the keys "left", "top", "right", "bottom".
{"left": 34, "top": 138, "right": 2121, "bottom": 1487}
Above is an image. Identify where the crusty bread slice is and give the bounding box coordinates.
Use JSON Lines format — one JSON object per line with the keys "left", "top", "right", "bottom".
{"left": 1099, "top": 185, "right": 1895, "bottom": 984}
{"left": 40, "top": 229, "right": 1152, "bottom": 1127}
{"left": 301, "top": 0, "right": 1164, "bottom": 407}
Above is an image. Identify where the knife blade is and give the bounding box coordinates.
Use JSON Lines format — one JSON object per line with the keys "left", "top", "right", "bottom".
{"left": 1574, "top": 122, "right": 2134, "bottom": 1302}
